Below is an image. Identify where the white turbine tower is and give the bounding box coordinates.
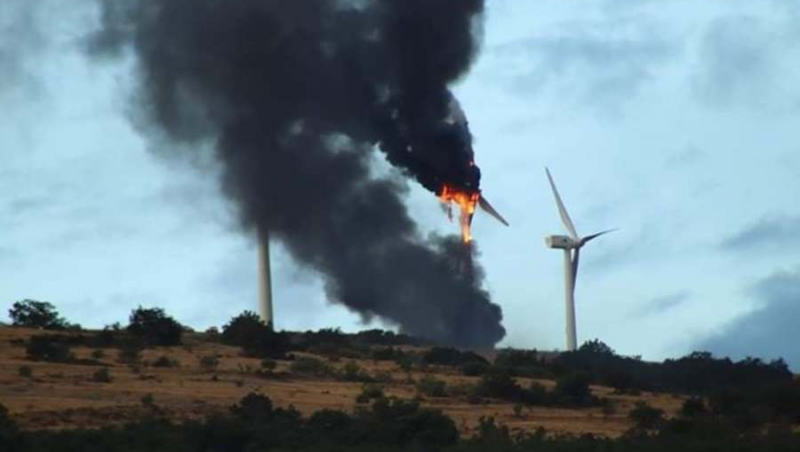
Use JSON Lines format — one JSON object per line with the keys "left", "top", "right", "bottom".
{"left": 257, "top": 229, "right": 274, "bottom": 328}
{"left": 544, "top": 168, "right": 615, "bottom": 352}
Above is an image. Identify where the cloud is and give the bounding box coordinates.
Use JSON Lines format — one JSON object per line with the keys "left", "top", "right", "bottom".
{"left": 0, "top": 0, "right": 49, "bottom": 100}
{"left": 692, "top": 15, "right": 800, "bottom": 111}
{"left": 721, "top": 215, "right": 800, "bottom": 253}
{"left": 494, "top": 24, "right": 676, "bottom": 110}
{"left": 634, "top": 290, "right": 690, "bottom": 317}
{"left": 697, "top": 268, "right": 800, "bottom": 370}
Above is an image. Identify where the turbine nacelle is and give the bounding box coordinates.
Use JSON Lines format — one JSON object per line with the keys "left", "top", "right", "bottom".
{"left": 544, "top": 235, "right": 580, "bottom": 250}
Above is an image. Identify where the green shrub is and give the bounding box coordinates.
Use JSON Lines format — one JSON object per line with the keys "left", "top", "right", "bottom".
{"left": 356, "top": 384, "right": 385, "bottom": 404}
{"left": 26, "top": 336, "right": 73, "bottom": 362}
{"left": 141, "top": 393, "right": 155, "bottom": 408}
{"left": 199, "top": 355, "right": 220, "bottom": 372}
{"left": 681, "top": 396, "right": 707, "bottom": 418}
{"left": 91, "top": 368, "right": 112, "bottom": 383}
{"left": 339, "top": 361, "right": 373, "bottom": 382}
{"left": 152, "top": 356, "right": 178, "bottom": 368}
{"left": 423, "top": 347, "right": 488, "bottom": 367}
{"left": 127, "top": 306, "right": 183, "bottom": 346}
{"left": 461, "top": 362, "right": 489, "bottom": 376}
{"left": 18, "top": 366, "right": 33, "bottom": 379}
{"left": 222, "top": 312, "right": 288, "bottom": 358}
{"left": 553, "top": 371, "right": 593, "bottom": 406}
{"left": 629, "top": 401, "right": 665, "bottom": 430}
{"left": 475, "top": 370, "right": 524, "bottom": 401}
{"left": 416, "top": 375, "right": 448, "bottom": 397}
{"left": 260, "top": 358, "right": 277, "bottom": 373}
{"left": 290, "top": 357, "right": 332, "bottom": 377}
{"left": 118, "top": 343, "right": 143, "bottom": 365}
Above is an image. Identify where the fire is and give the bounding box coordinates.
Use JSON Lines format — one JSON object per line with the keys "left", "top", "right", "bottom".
{"left": 439, "top": 185, "right": 481, "bottom": 244}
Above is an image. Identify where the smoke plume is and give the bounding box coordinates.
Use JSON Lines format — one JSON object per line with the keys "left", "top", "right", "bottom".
{"left": 89, "top": 0, "right": 505, "bottom": 347}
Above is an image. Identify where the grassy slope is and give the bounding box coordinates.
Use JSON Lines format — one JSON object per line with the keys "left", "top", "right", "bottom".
{"left": 0, "top": 327, "right": 685, "bottom": 437}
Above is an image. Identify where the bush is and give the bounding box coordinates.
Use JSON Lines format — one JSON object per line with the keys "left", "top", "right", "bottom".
{"left": 553, "top": 372, "right": 593, "bottom": 406}
{"left": 91, "top": 368, "right": 112, "bottom": 383}
{"left": 0, "top": 403, "right": 20, "bottom": 450}
{"left": 356, "top": 384, "right": 385, "bottom": 404}
{"left": 461, "top": 362, "right": 489, "bottom": 377}
{"left": 232, "top": 393, "right": 274, "bottom": 420}
{"left": 18, "top": 366, "right": 33, "bottom": 379}
{"left": 260, "top": 359, "right": 277, "bottom": 373}
{"left": 416, "top": 375, "right": 448, "bottom": 397}
{"left": 26, "top": 336, "right": 73, "bottom": 362}
{"left": 290, "top": 357, "right": 332, "bottom": 377}
{"left": 127, "top": 306, "right": 183, "bottom": 346}
{"left": 118, "top": 343, "right": 143, "bottom": 365}
{"left": 475, "top": 370, "right": 525, "bottom": 401}
{"left": 152, "top": 356, "right": 178, "bottom": 368}
{"left": 339, "top": 361, "right": 373, "bottom": 382}
{"left": 423, "top": 347, "right": 488, "bottom": 367}
{"left": 222, "top": 311, "right": 288, "bottom": 358}
{"left": 8, "top": 299, "right": 70, "bottom": 330}
{"left": 199, "top": 355, "right": 220, "bottom": 372}
{"left": 629, "top": 401, "right": 665, "bottom": 430}
{"left": 681, "top": 396, "right": 707, "bottom": 418}
{"left": 91, "top": 350, "right": 105, "bottom": 360}
{"left": 141, "top": 393, "right": 155, "bottom": 408}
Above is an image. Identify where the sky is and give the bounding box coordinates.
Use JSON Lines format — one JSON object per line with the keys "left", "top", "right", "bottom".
{"left": 2, "top": 0, "right": 800, "bottom": 368}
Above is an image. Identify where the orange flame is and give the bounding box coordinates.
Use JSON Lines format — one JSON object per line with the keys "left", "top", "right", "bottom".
{"left": 439, "top": 185, "right": 480, "bottom": 244}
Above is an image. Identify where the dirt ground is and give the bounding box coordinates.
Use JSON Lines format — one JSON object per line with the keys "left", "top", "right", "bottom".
{"left": 0, "top": 327, "right": 684, "bottom": 437}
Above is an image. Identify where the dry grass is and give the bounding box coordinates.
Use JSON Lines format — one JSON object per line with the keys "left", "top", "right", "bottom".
{"left": 0, "top": 327, "right": 683, "bottom": 436}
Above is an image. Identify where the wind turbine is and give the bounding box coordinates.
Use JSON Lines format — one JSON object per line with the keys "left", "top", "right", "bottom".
{"left": 544, "top": 168, "right": 615, "bottom": 352}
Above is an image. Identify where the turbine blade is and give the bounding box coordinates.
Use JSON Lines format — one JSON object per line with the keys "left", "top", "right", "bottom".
{"left": 546, "top": 167, "right": 578, "bottom": 239}
{"left": 478, "top": 196, "right": 510, "bottom": 227}
{"left": 571, "top": 248, "right": 580, "bottom": 292}
{"left": 581, "top": 228, "right": 618, "bottom": 245}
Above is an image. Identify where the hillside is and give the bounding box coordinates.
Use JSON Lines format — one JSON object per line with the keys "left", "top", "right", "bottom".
{"left": 0, "top": 326, "right": 684, "bottom": 437}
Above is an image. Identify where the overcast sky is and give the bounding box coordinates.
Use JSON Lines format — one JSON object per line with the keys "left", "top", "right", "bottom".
{"left": 2, "top": 0, "right": 800, "bottom": 368}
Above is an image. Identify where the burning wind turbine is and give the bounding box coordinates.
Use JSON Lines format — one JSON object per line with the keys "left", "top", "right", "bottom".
{"left": 438, "top": 97, "right": 509, "bottom": 244}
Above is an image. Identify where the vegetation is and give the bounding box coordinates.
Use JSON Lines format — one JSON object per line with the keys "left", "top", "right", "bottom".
{"left": 422, "top": 347, "right": 488, "bottom": 367}
{"left": 127, "top": 306, "right": 183, "bottom": 346}
{"left": 17, "top": 366, "right": 33, "bottom": 379}
{"left": 152, "top": 356, "right": 178, "bottom": 368}
{"left": 289, "top": 357, "right": 333, "bottom": 378}
{"left": 3, "top": 393, "right": 800, "bottom": 452}
{"left": 416, "top": 375, "right": 448, "bottom": 397}
{"left": 91, "top": 368, "right": 112, "bottom": 383}
{"left": 26, "top": 335, "right": 73, "bottom": 363}
{"left": 198, "top": 355, "right": 220, "bottom": 372}
{"left": 221, "top": 311, "right": 288, "bottom": 358}
{"left": 8, "top": 299, "right": 73, "bottom": 330}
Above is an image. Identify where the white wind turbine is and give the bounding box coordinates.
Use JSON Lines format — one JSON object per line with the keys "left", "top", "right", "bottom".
{"left": 544, "top": 168, "right": 615, "bottom": 352}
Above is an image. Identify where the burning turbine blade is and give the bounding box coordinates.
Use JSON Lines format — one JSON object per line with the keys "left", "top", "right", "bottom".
{"left": 478, "top": 196, "right": 510, "bottom": 227}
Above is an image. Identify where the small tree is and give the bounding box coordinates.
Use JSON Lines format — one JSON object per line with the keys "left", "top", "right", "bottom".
{"left": 9, "top": 299, "right": 69, "bottom": 330}
{"left": 553, "top": 372, "right": 593, "bottom": 406}
{"left": 221, "top": 311, "right": 287, "bottom": 358}
{"left": 629, "top": 401, "right": 665, "bottom": 430}
{"left": 26, "top": 336, "right": 73, "bottom": 362}
{"left": 127, "top": 306, "right": 183, "bottom": 346}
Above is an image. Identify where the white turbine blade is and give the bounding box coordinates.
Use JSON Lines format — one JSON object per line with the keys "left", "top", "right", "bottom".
{"left": 546, "top": 167, "right": 578, "bottom": 239}
{"left": 581, "top": 228, "right": 618, "bottom": 245}
{"left": 571, "top": 248, "right": 580, "bottom": 292}
{"left": 478, "top": 196, "right": 510, "bottom": 227}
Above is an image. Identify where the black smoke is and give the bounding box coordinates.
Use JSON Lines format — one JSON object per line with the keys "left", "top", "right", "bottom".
{"left": 89, "top": 0, "right": 505, "bottom": 347}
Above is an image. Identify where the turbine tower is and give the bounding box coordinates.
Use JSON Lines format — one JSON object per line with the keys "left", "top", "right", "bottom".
{"left": 544, "top": 168, "right": 614, "bottom": 352}
{"left": 257, "top": 229, "right": 274, "bottom": 328}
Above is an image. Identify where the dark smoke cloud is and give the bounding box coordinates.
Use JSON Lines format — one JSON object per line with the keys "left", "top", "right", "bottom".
{"left": 88, "top": 0, "right": 505, "bottom": 347}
